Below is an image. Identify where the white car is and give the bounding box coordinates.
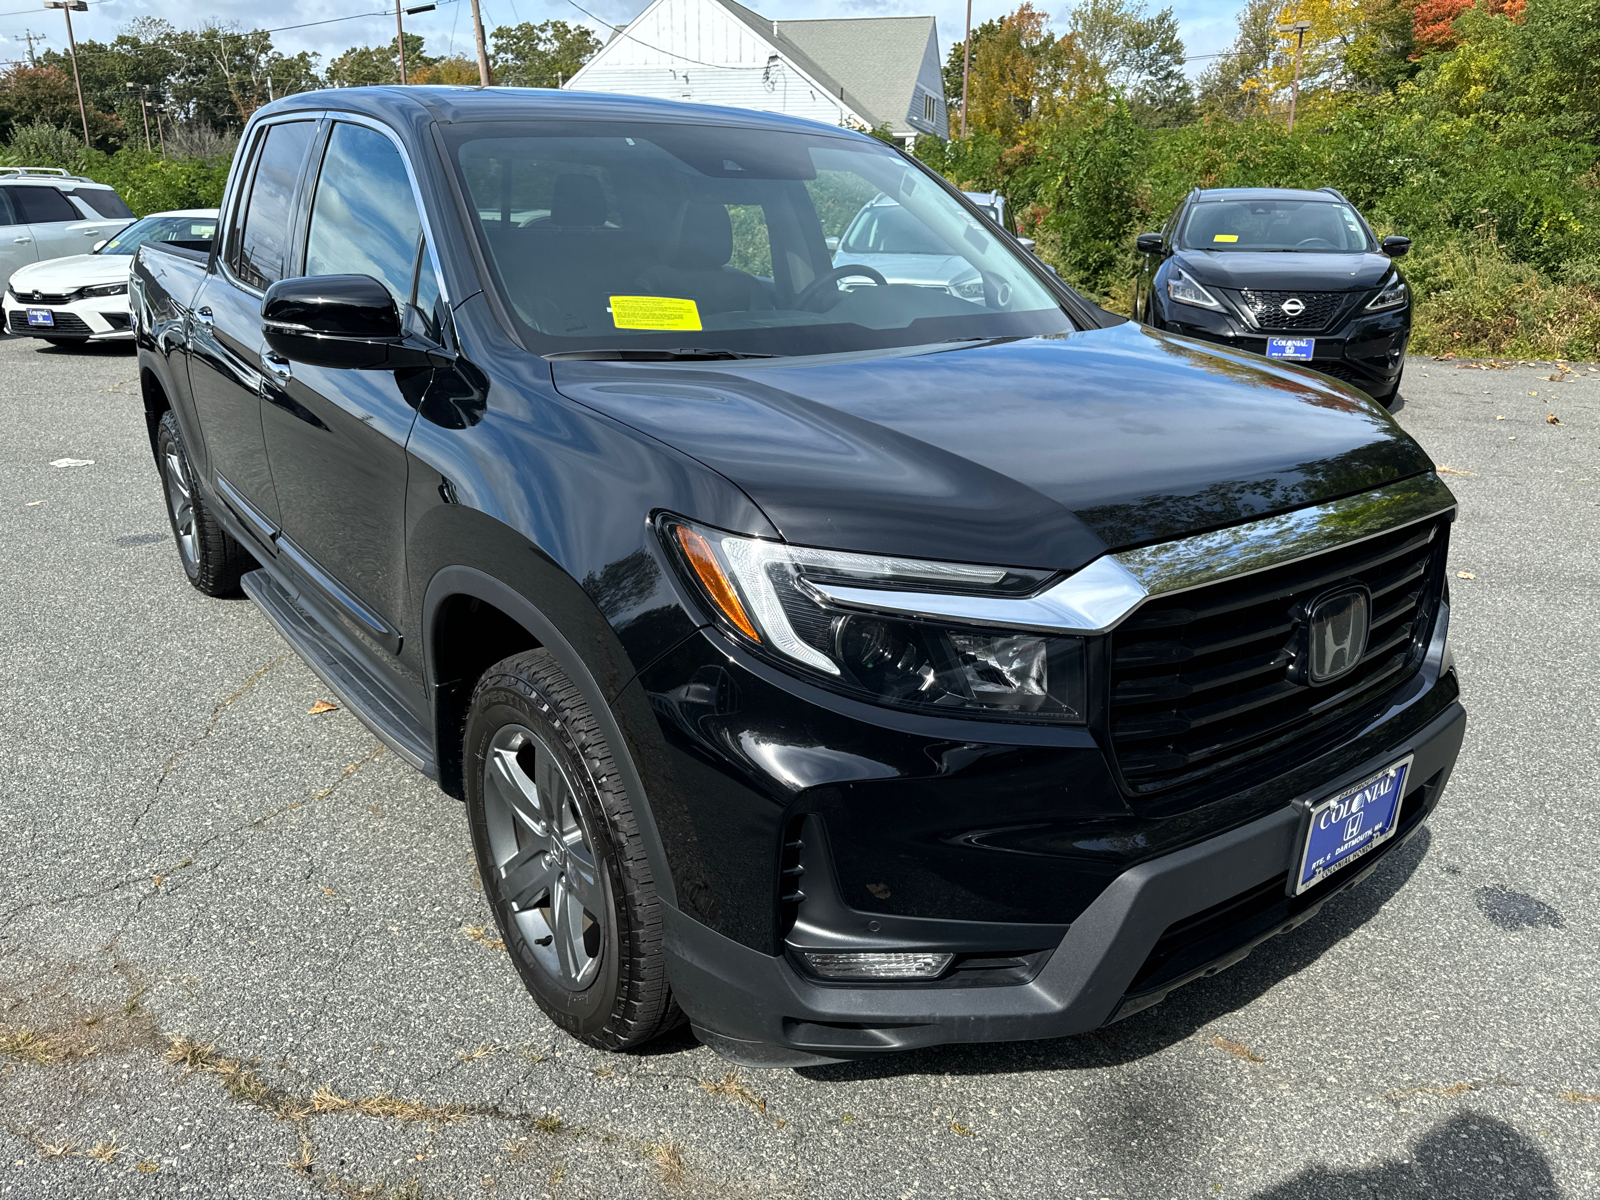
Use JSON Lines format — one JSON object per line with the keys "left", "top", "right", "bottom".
{"left": 5, "top": 208, "right": 218, "bottom": 344}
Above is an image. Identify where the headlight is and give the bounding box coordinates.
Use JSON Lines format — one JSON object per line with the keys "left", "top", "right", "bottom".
{"left": 79, "top": 282, "right": 128, "bottom": 298}
{"left": 1366, "top": 279, "right": 1408, "bottom": 311}
{"left": 664, "top": 519, "right": 1087, "bottom": 724}
{"left": 1166, "top": 268, "right": 1222, "bottom": 310}
{"left": 950, "top": 275, "right": 986, "bottom": 300}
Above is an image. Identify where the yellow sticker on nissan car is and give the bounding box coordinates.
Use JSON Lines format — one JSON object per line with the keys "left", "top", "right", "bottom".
{"left": 1213, "top": 234, "right": 1239, "bottom": 243}
{"left": 609, "top": 296, "right": 702, "bottom": 331}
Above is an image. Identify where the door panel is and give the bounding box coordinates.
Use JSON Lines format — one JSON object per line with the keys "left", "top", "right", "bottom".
{"left": 186, "top": 118, "right": 318, "bottom": 532}
{"left": 261, "top": 121, "right": 429, "bottom": 655}
{"left": 0, "top": 199, "right": 37, "bottom": 294}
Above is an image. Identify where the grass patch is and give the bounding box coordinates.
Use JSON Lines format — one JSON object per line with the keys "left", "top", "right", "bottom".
{"left": 697, "top": 1070, "right": 766, "bottom": 1114}
{"left": 644, "top": 1139, "right": 687, "bottom": 1187}
{"left": 1211, "top": 1036, "right": 1266, "bottom": 1063}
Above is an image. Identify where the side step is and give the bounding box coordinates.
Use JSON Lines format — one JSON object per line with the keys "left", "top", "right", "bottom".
{"left": 241, "top": 568, "right": 436, "bottom": 778}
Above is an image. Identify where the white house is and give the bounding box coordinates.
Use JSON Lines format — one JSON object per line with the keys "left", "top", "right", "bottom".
{"left": 563, "top": 0, "right": 948, "bottom": 145}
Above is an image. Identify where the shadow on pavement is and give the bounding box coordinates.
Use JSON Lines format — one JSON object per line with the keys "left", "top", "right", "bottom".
{"left": 1248, "top": 1113, "right": 1560, "bottom": 1199}
{"left": 794, "top": 825, "right": 1433, "bottom": 1082}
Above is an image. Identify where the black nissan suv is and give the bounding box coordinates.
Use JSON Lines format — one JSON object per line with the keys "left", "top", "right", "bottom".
{"left": 1134, "top": 187, "right": 1413, "bottom": 404}
{"left": 130, "top": 88, "right": 1464, "bottom": 1068}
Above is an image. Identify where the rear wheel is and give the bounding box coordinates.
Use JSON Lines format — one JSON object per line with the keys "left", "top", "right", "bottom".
{"left": 464, "top": 649, "right": 682, "bottom": 1050}
{"left": 156, "top": 410, "right": 252, "bottom": 596}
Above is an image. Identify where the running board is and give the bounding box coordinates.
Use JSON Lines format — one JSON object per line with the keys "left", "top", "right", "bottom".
{"left": 241, "top": 568, "right": 436, "bottom": 778}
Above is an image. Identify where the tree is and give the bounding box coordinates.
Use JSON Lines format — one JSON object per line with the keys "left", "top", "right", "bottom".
{"left": 1065, "top": 0, "right": 1193, "bottom": 126}
{"left": 164, "top": 24, "right": 321, "bottom": 128}
{"left": 1195, "top": 0, "right": 1279, "bottom": 117}
{"left": 328, "top": 34, "right": 434, "bottom": 88}
{"left": 490, "top": 21, "right": 601, "bottom": 88}
{"left": 0, "top": 65, "right": 123, "bottom": 148}
{"left": 943, "top": 17, "right": 1002, "bottom": 116}
{"left": 966, "top": 3, "right": 1087, "bottom": 141}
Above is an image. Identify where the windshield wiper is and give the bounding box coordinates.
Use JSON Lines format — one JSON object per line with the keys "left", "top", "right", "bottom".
{"left": 543, "top": 347, "right": 780, "bottom": 362}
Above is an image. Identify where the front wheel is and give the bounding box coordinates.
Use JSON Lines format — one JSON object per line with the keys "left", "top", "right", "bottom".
{"left": 464, "top": 649, "right": 682, "bottom": 1050}
{"left": 156, "top": 410, "right": 252, "bottom": 596}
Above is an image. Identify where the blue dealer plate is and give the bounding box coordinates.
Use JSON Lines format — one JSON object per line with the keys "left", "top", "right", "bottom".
{"left": 1266, "top": 337, "right": 1314, "bottom": 360}
{"left": 1292, "top": 756, "right": 1412, "bottom": 895}
{"left": 27, "top": 308, "right": 55, "bottom": 328}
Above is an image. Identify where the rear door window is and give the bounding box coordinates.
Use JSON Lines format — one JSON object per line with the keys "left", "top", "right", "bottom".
{"left": 9, "top": 186, "right": 80, "bottom": 224}
{"left": 0, "top": 188, "right": 17, "bottom": 227}
{"left": 232, "top": 120, "right": 315, "bottom": 290}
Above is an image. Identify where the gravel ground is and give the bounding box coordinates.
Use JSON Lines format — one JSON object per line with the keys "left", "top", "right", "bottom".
{"left": 1, "top": 333, "right": 1596, "bottom": 1200}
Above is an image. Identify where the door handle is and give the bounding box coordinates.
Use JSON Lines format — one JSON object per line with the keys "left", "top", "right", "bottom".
{"left": 263, "top": 352, "right": 293, "bottom": 383}
{"left": 12, "top": 237, "right": 29, "bottom": 244}
{"left": 194, "top": 306, "right": 214, "bottom": 328}
{"left": 83, "top": 229, "right": 102, "bottom": 237}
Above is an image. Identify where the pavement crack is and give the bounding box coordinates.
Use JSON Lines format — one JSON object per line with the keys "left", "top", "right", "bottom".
{"left": 135, "top": 655, "right": 287, "bottom": 833}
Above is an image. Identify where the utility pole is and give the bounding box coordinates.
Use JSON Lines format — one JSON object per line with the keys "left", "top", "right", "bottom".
{"left": 43, "top": 0, "right": 90, "bottom": 147}
{"left": 395, "top": 0, "right": 408, "bottom": 84}
{"left": 150, "top": 102, "right": 166, "bottom": 155}
{"left": 1277, "top": 18, "right": 1312, "bottom": 131}
{"left": 126, "top": 82, "right": 152, "bottom": 151}
{"left": 959, "top": 0, "right": 972, "bottom": 138}
{"left": 20, "top": 29, "right": 45, "bottom": 66}
{"left": 470, "top": 0, "right": 490, "bottom": 86}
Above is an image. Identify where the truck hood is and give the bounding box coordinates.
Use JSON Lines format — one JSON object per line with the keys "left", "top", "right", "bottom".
{"left": 8, "top": 253, "right": 130, "bottom": 293}
{"left": 1171, "top": 249, "right": 1397, "bottom": 292}
{"left": 550, "top": 322, "right": 1432, "bottom": 571}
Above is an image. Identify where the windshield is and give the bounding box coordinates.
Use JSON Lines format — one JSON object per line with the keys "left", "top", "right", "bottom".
{"left": 1178, "top": 200, "right": 1372, "bottom": 253}
{"left": 445, "top": 121, "right": 1070, "bottom": 357}
{"left": 100, "top": 215, "right": 216, "bottom": 256}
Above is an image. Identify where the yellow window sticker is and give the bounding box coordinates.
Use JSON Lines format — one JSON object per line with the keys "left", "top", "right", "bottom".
{"left": 1213, "top": 234, "right": 1239, "bottom": 243}
{"left": 609, "top": 295, "right": 702, "bottom": 331}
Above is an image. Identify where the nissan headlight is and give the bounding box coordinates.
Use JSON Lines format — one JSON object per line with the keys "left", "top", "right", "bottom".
{"left": 950, "top": 274, "right": 986, "bottom": 301}
{"left": 663, "top": 518, "right": 1086, "bottom": 724}
{"left": 79, "top": 281, "right": 128, "bottom": 298}
{"left": 1166, "top": 268, "right": 1222, "bottom": 310}
{"left": 1365, "top": 279, "right": 1408, "bottom": 311}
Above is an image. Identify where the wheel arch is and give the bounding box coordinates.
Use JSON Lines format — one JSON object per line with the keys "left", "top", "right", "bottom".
{"left": 422, "top": 564, "right": 678, "bottom": 909}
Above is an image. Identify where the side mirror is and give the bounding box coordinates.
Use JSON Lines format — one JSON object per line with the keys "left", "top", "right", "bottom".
{"left": 824, "top": 235, "right": 840, "bottom": 254}
{"left": 1381, "top": 235, "right": 1411, "bottom": 258}
{"left": 1136, "top": 232, "right": 1163, "bottom": 254}
{"left": 261, "top": 274, "right": 432, "bottom": 370}
{"left": 92, "top": 239, "right": 108, "bottom": 253}
{"left": 1016, "top": 236, "right": 1037, "bottom": 252}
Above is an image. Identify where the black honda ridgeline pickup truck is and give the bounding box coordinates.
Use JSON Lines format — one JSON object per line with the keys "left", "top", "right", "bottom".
{"left": 131, "top": 88, "right": 1466, "bottom": 1067}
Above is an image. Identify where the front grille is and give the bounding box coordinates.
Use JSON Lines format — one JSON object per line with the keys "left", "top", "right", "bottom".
{"left": 8, "top": 309, "right": 89, "bottom": 335}
{"left": 12, "top": 290, "right": 74, "bottom": 305}
{"left": 1108, "top": 515, "right": 1447, "bottom": 799}
{"left": 1237, "top": 289, "right": 1347, "bottom": 331}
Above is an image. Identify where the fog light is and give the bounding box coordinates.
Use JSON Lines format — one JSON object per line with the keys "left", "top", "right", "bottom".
{"left": 801, "top": 951, "right": 954, "bottom": 979}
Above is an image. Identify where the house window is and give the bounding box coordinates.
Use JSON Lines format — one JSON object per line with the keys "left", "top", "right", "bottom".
{"left": 923, "top": 92, "right": 935, "bottom": 123}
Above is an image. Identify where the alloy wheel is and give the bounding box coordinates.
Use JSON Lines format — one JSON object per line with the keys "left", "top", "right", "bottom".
{"left": 163, "top": 444, "right": 197, "bottom": 571}
{"left": 482, "top": 723, "right": 606, "bottom": 990}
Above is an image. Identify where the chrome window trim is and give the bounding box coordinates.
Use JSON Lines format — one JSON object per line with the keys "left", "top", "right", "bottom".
{"left": 808, "top": 473, "right": 1457, "bottom": 636}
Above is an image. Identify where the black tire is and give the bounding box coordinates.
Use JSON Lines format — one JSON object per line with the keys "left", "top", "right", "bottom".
{"left": 156, "top": 409, "right": 252, "bottom": 596}
{"left": 464, "top": 649, "right": 683, "bottom": 1050}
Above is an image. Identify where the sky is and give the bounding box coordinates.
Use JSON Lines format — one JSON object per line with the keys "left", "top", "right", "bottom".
{"left": 0, "top": 0, "right": 1244, "bottom": 83}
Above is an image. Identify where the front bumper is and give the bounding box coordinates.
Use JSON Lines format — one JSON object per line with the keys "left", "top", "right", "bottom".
{"left": 4, "top": 293, "right": 133, "bottom": 340}
{"left": 1158, "top": 301, "right": 1409, "bottom": 399}
{"left": 667, "top": 695, "right": 1465, "bottom": 1065}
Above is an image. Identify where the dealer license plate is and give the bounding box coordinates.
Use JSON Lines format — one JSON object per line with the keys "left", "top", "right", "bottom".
{"left": 1266, "top": 337, "right": 1313, "bottom": 360}
{"left": 1292, "top": 755, "right": 1412, "bottom": 896}
{"left": 27, "top": 308, "right": 55, "bottom": 328}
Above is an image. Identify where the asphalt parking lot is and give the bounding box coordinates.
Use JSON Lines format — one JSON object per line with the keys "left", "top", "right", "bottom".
{"left": 1, "top": 331, "right": 1596, "bottom": 1200}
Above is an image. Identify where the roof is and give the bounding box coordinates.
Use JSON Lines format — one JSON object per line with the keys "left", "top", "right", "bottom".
{"left": 714, "top": 1, "right": 935, "bottom": 132}
{"left": 1197, "top": 188, "right": 1345, "bottom": 203}
{"left": 259, "top": 85, "right": 888, "bottom": 143}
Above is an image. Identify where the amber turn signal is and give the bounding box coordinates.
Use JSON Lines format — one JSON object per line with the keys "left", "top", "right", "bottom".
{"left": 674, "top": 525, "right": 760, "bottom": 642}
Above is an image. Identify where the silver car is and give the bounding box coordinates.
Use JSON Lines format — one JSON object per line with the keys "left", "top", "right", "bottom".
{"left": 832, "top": 192, "right": 1039, "bottom": 300}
